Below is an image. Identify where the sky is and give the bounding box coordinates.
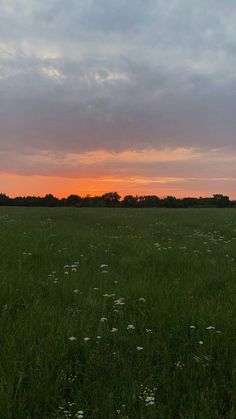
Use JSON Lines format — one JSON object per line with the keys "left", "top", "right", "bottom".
{"left": 1, "top": 0, "right": 236, "bottom": 198}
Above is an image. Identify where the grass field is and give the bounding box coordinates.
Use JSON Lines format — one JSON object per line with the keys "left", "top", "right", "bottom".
{"left": 0, "top": 207, "right": 235, "bottom": 418}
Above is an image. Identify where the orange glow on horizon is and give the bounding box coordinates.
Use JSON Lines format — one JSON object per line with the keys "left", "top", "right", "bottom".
{"left": 1, "top": 172, "right": 236, "bottom": 199}
{"left": 1, "top": 146, "right": 236, "bottom": 198}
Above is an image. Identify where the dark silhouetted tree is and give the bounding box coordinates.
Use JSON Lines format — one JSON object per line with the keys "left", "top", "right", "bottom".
{"left": 102, "top": 192, "right": 121, "bottom": 207}
{"left": 42, "top": 194, "right": 59, "bottom": 207}
{"left": 162, "top": 196, "right": 179, "bottom": 208}
{"left": 139, "top": 195, "right": 161, "bottom": 207}
{"left": 66, "top": 194, "right": 82, "bottom": 206}
{"left": 0, "top": 193, "right": 11, "bottom": 205}
{"left": 122, "top": 195, "right": 139, "bottom": 207}
{"left": 212, "top": 194, "right": 230, "bottom": 207}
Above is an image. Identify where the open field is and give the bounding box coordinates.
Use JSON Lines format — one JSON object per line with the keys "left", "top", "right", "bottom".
{"left": 0, "top": 207, "right": 235, "bottom": 418}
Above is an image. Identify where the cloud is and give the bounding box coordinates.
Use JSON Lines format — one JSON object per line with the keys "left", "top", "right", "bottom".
{"left": 1, "top": 0, "right": 236, "bottom": 195}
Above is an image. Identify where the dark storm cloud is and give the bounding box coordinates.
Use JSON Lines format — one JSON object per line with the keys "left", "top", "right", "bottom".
{"left": 1, "top": 0, "right": 236, "bottom": 169}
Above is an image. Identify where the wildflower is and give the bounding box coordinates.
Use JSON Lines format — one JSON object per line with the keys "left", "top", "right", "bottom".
{"left": 190, "top": 325, "right": 196, "bottom": 329}
{"left": 146, "top": 329, "right": 152, "bottom": 333}
{"left": 100, "top": 264, "right": 108, "bottom": 268}
{"left": 114, "top": 298, "right": 125, "bottom": 306}
{"left": 198, "top": 340, "right": 203, "bottom": 345}
{"left": 68, "top": 336, "right": 77, "bottom": 341}
{"left": 75, "top": 410, "right": 84, "bottom": 418}
{"left": 97, "top": 336, "right": 102, "bottom": 339}
{"left": 83, "top": 337, "right": 90, "bottom": 342}
{"left": 100, "top": 317, "right": 108, "bottom": 322}
{"left": 73, "top": 289, "right": 79, "bottom": 294}
{"left": 139, "top": 297, "right": 146, "bottom": 302}
{"left": 127, "top": 324, "right": 135, "bottom": 330}
{"left": 206, "top": 326, "right": 215, "bottom": 330}
{"left": 111, "top": 328, "right": 118, "bottom": 333}
{"left": 136, "top": 346, "right": 143, "bottom": 351}
{"left": 175, "top": 361, "right": 184, "bottom": 369}
{"left": 145, "top": 395, "right": 155, "bottom": 406}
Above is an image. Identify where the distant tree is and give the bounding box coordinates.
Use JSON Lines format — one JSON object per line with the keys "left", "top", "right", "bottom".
{"left": 1, "top": 191, "right": 234, "bottom": 208}
{"left": 231, "top": 200, "right": 236, "bottom": 207}
{"left": 80, "top": 195, "right": 105, "bottom": 207}
{"left": 60, "top": 197, "right": 67, "bottom": 206}
{"left": 162, "top": 196, "right": 179, "bottom": 208}
{"left": 102, "top": 192, "right": 121, "bottom": 207}
{"left": 122, "top": 195, "right": 139, "bottom": 207}
{"left": 12, "top": 196, "right": 27, "bottom": 206}
{"left": 181, "top": 197, "right": 199, "bottom": 208}
{"left": 212, "top": 194, "right": 230, "bottom": 208}
{"left": 92, "top": 196, "right": 105, "bottom": 207}
{"left": 0, "top": 193, "right": 11, "bottom": 206}
{"left": 66, "top": 194, "right": 81, "bottom": 206}
{"left": 26, "top": 196, "right": 42, "bottom": 206}
{"left": 197, "top": 197, "right": 211, "bottom": 207}
{"left": 42, "top": 194, "right": 59, "bottom": 207}
{"left": 139, "top": 195, "right": 161, "bottom": 207}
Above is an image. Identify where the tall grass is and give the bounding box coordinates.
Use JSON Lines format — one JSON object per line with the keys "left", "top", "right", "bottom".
{"left": 0, "top": 208, "right": 235, "bottom": 418}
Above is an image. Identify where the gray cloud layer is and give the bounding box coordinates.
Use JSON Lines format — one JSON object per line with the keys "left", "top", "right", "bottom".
{"left": 1, "top": 0, "right": 236, "bottom": 170}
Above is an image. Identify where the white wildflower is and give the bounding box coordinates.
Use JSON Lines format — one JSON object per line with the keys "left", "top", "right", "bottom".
{"left": 114, "top": 298, "right": 125, "bottom": 306}
{"left": 100, "top": 317, "right": 108, "bottom": 322}
{"left": 75, "top": 410, "right": 84, "bottom": 418}
{"left": 127, "top": 324, "right": 135, "bottom": 330}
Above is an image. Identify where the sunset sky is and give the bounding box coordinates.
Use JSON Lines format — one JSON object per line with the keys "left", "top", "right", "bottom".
{"left": 1, "top": 0, "right": 236, "bottom": 198}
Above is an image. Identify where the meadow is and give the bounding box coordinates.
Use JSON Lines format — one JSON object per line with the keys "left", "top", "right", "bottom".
{"left": 0, "top": 207, "right": 235, "bottom": 419}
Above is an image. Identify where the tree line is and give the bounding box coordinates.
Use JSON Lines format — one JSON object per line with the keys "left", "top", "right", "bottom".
{"left": 0, "top": 192, "right": 235, "bottom": 208}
